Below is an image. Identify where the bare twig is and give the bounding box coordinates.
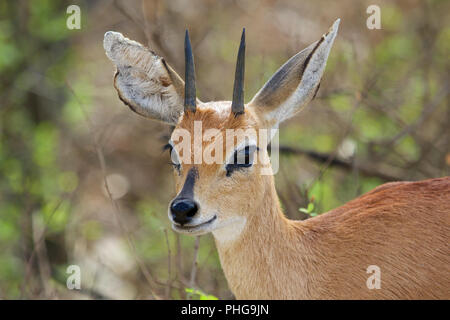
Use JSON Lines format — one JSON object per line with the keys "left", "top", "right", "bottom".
{"left": 163, "top": 228, "right": 173, "bottom": 299}
{"left": 189, "top": 236, "right": 200, "bottom": 290}
{"left": 278, "top": 145, "right": 403, "bottom": 182}
{"left": 21, "top": 196, "right": 69, "bottom": 298}
{"left": 377, "top": 85, "right": 448, "bottom": 153}
{"left": 65, "top": 80, "right": 161, "bottom": 299}
{"left": 32, "top": 213, "right": 54, "bottom": 298}
{"left": 174, "top": 232, "right": 186, "bottom": 299}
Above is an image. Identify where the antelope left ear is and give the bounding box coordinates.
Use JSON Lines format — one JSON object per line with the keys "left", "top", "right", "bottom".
{"left": 248, "top": 19, "right": 340, "bottom": 128}
{"left": 104, "top": 31, "right": 187, "bottom": 125}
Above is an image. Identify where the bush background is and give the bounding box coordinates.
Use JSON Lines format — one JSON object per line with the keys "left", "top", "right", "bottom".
{"left": 0, "top": 0, "right": 448, "bottom": 299}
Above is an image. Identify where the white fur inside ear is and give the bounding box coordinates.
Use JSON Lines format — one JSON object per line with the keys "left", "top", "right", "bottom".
{"left": 267, "top": 19, "right": 340, "bottom": 125}
{"left": 104, "top": 31, "right": 159, "bottom": 72}
{"left": 103, "top": 31, "right": 184, "bottom": 124}
{"left": 104, "top": 31, "right": 125, "bottom": 59}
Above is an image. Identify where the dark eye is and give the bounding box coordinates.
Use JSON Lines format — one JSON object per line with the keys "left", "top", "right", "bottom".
{"left": 163, "top": 143, "right": 181, "bottom": 172}
{"left": 169, "top": 161, "right": 181, "bottom": 172}
{"left": 226, "top": 145, "right": 258, "bottom": 177}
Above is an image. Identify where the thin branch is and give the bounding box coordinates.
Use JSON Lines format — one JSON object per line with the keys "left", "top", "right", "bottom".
{"left": 278, "top": 145, "right": 403, "bottom": 182}
{"left": 21, "top": 196, "right": 68, "bottom": 297}
{"left": 65, "top": 80, "right": 161, "bottom": 299}
{"left": 174, "top": 232, "right": 186, "bottom": 299}
{"left": 189, "top": 236, "right": 200, "bottom": 290}
{"left": 163, "top": 228, "right": 173, "bottom": 299}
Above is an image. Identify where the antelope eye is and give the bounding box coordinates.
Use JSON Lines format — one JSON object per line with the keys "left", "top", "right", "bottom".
{"left": 163, "top": 143, "right": 181, "bottom": 172}
{"left": 226, "top": 145, "right": 258, "bottom": 177}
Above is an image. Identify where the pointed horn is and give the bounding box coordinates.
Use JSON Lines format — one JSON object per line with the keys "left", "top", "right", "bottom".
{"left": 184, "top": 30, "right": 196, "bottom": 113}
{"left": 231, "top": 28, "right": 246, "bottom": 116}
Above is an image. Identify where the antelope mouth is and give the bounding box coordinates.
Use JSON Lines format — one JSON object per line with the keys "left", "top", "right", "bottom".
{"left": 172, "top": 215, "right": 217, "bottom": 234}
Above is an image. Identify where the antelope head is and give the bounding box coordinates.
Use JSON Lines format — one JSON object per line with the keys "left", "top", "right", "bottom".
{"left": 103, "top": 20, "right": 339, "bottom": 241}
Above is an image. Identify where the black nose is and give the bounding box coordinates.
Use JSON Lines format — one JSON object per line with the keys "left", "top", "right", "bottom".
{"left": 170, "top": 198, "right": 198, "bottom": 225}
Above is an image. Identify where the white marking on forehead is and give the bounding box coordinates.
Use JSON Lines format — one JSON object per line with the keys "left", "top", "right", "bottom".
{"left": 198, "top": 101, "right": 232, "bottom": 118}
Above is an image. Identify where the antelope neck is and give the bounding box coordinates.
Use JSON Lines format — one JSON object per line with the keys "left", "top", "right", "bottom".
{"left": 212, "top": 177, "right": 308, "bottom": 298}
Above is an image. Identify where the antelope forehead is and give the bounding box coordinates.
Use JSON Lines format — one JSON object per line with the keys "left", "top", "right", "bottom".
{"left": 175, "top": 101, "right": 232, "bottom": 132}
{"left": 171, "top": 101, "right": 258, "bottom": 152}
{"left": 175, "top": 105, "right": 252, "bottom": 137}
{"left": 199, "top": 101, "right": 233, "bottom": 116}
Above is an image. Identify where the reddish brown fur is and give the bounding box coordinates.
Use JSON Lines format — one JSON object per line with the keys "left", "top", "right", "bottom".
{"left": 105, "top": 28, "right": 449, "bottom": 299}
{"left": 215, "top": 176, "right": 450, "bottom": 299}
{"left": 171, "top": 106, "right": 450, "bottom": 300}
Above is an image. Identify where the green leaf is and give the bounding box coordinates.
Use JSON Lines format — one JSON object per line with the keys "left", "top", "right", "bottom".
{"left": 185, "top": 288, "right": 218, "bottom": 300}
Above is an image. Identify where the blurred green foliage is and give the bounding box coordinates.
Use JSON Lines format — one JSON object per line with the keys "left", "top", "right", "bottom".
{"left": 185, "top": 288, "right": 218, "bottom": 300}
{"left": 0, "top": 0, "right": 78, "bottom": 298}
{"left": 0, "top": 0, "right": 448, "bottom": 299}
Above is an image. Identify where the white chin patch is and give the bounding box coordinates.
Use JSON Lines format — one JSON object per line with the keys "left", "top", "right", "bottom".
{"left": 212, "top": 217, "right": 247, "bottom": 244}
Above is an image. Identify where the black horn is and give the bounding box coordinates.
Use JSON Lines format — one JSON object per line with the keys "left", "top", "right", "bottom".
{"left": 231, "top": 28, "right": 246, "bottom": 116}
{"left": 184, "top": 30, "right": 196, "bottom": 113}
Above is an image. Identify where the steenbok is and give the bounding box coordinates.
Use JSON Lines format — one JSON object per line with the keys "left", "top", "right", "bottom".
{"left": 104, "top": 20, "right": 450, "bottom": 299}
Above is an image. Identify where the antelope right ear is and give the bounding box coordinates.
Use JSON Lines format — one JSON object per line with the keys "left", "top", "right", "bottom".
{"left": 104, "top": 31, "right": 187, "bottom": 125}
{"left": 248, "top": 19, "right": 340, "bottom": 128}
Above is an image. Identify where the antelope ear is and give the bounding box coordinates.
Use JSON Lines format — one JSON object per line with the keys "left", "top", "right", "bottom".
{"left": 104, "top": 31, "right": 186, "bottom": 125}
{"left": 248, "top": 19, "right": 340, "bottom": 128}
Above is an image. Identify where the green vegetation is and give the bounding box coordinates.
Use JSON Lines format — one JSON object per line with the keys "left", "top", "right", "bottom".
{"left": 0, "top": 0, "right": 448, "bottom": 299}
